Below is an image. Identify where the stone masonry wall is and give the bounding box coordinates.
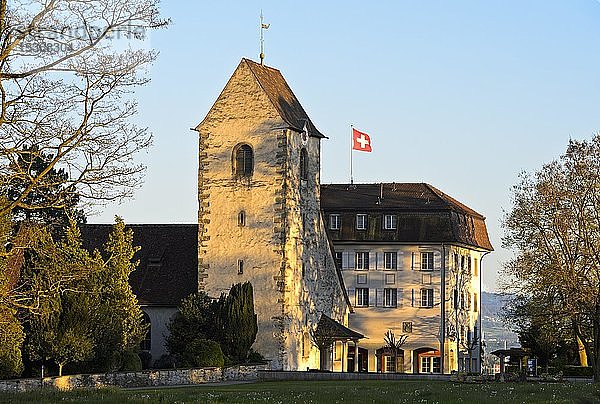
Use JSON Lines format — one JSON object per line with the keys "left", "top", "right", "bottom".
{"left": 0, "top": 365, "right": 267, "bottom": 392}
{"left": 196, "top": 61, "right": 289, "bottom": 368}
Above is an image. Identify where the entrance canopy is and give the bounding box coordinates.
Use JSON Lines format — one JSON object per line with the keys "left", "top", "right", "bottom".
{"left": 315, "top": 314, "right": 364, "bottom": 342}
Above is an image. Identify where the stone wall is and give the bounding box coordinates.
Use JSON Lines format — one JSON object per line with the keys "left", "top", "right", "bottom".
{"left": 0, "top": 365, "right": 267, "bottom": 392}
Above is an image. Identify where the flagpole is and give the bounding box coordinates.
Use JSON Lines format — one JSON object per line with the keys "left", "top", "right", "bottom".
{"left": 350, "top": 124, "right": 354, "bottom": 185}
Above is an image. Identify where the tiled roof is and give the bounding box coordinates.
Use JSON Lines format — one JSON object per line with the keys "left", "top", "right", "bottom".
{"left": 321, "top": 183, "right": 493, "bottom": 251}
{"left": 242, "top": 58, "right": 325, "bottom": 138}
{"left": 80, "top": 224, "right": 198, "bottom": 307}
{"left": 316, "top": 314, "right": 364, "bottom": 340}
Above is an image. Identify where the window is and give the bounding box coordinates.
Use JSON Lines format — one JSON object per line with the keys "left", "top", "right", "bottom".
{"left": 384, "top": 288, "right": 397, "bottom": 307}
{"left": 474, "top": 293, "right": 478, "bottom": 312}
{"left": 237, "top": 259, "right": 244, "bottom": 275}
{"left": 453, "top": 289, "right": 459, "bottom": 309}
{"left": 357, "top": 274, "right": 367, "bottom": 284}
{"left": 329, "top": 214, "right": 341, "bottom": 230}
{"left": 432, "top": 357, "right": 441, "bottom": 373}
{"left": 421, "top": 357, "right": 430, "bottom": 373}
{"left": 467, "top": 256, "right": 472, "bottom": 274}
{"left": 356, "top": 214, "right": 367, "bottom": 230}
{"left": 334, "top": 251, "right": 342, "bottom": 268}
{"left": 384, "top": 252, "right": 397, "bottom": 270}
{"left": 300, "top": 148, "right": 308, "bottom": 180}
{"left": 402, "top": 321, "right": 413, "bottom": 333}
{"left": 301, "top": 262, "right": 306, "bottom": 278}
{"left": 385, "top": 273, "right": 395, "bottom": 284}
{"left": 474, "top": 258, "right": 479, "bottom": 277}
{"left": 238, "top": 210, "right": 246, "bottom": 227}
{"left": 355, "top": 252, "right": 369, "bottom": 270}
{"left": 385, "top": 356, "right": 396, "bottom": 373}
{"left": 420, "top": 288, "right": 433, "bottom": 307}
{"left": 421, "top": 252, "right": 434, "bottom": 270}
{"left": 461, "top": 292, "right": 465, "bottom": 310}
{"left": 383, "top": 214, "right": 397, "bottom": 230}
{"left": 233, "top": 144, "right": 253, "bottom": 177}
{"left": 356, "top": 288, "right": 369, "bottom": 307}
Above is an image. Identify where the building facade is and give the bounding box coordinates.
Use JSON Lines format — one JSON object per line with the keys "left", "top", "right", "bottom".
{"left": 321, "top": 183, "right": 493, "bottom": 373}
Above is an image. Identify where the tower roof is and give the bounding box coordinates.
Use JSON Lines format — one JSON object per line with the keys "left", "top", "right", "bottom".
{"left": 196, "top": 58, "right": 325, "bottom": 138}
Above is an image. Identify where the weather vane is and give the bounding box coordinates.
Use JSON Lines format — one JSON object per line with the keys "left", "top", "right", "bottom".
{"left": 260, "top": 10, "right": 270, "bottom": 65}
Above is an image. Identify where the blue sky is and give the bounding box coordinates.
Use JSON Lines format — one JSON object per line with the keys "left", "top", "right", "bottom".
{"left": 93, "top": 1, "right": 600, "bottom": 291}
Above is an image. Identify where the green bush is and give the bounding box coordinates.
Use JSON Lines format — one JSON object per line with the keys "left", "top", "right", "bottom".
{"left": 246, "top": 349, "right": 266, "bottom": 364}
{"left": 182, "top": 338, "right": 224, "bottom": 368}
{"left": 0, "top": 313, "right": 25, "bottom": 379}
{"left": 120, "top": 350, "right": 142, "bottom": 371}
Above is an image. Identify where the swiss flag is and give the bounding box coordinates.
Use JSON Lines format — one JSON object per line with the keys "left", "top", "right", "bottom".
{"left": 352, "top": 128, "right": 372, "bottom": 152}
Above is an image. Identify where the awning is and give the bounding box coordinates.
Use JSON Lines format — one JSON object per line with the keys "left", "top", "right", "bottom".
{"left": 315, "top": 314, "right": 364, "bottom": 342}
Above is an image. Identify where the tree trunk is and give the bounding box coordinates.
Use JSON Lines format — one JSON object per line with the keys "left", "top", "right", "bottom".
{"left": 577, "top": 335, "right": 588, "bottom": 367}
{"left": 58, "top": 363, "right": 63, "bottom": 377}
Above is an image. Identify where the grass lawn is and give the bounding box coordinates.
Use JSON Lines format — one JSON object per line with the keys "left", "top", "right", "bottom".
{"left": 1, "top": 380, "right": 599, "bottom": 403}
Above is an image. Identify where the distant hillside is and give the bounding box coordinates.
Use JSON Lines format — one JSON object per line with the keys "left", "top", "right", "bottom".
{"left": 481, "top": 291, "right": 520, "bottom": 353}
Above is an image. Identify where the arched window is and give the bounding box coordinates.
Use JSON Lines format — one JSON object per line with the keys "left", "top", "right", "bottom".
{"left": 140, "top": 312, "right": 151, "bottom": 351}
{"left": 233, "top": 144, "right": 253, "bottom": 177}
{"left": 300, "top": 148, "right": 308, "bottom": 180}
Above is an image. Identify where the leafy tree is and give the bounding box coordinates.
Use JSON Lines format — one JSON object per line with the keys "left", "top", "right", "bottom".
{"left": 0, "top": 0, "right": 169, "bottom": 217}
{"left": 168, "top": 283, "right": 258, "bottom": 366}
{"left": 0, "top": 308, "right": 25, "bottom": 379}
{"left": 22, "top": 222, "right": 100, "bottom": 375}
{"left": 502, "top": 134, "right": 600, "bottom": 381}
{"left": 167, "top": 292, "right": 218, "bottom": 361}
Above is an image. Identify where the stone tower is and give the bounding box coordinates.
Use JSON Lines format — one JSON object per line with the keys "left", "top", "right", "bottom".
{"left": 195, "top": 58, "right": 348, "bottom": 370}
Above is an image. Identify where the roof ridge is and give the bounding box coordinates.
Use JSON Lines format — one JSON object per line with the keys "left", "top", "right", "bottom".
{"left": 424, "top": 184, "right": 485, "bottom": 219}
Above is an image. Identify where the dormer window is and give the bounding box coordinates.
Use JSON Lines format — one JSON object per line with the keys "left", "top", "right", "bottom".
{"left": 356, "top": 214, "right": 367, "bottom": 230}
{"left": 329, "top": 214, "right": 340, "bottom": 230}
{"left": 233, "top": 144, "right": 253, "bottom": 177}
{"left": 383, "top": 214, "right": 397, "bottom": 230}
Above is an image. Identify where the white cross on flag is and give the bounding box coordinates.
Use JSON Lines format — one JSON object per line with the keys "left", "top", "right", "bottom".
{"left": 352, "top": 128, "right": 372, "bottom": 152}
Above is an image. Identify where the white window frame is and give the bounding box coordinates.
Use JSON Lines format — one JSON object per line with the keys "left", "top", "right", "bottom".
{"left": 383, "top": 214, "right": 397, "bottom": 230}
{"left": 384, "top": 252, "right": 397, "bottom": 270}
{"left": 421, "top": 252, "right": 434, "bottom": 270}
{"left": 385, "top": 356, "right": 396, "bottom": 373}
{"left": 329, "top": 214, "right": 340, "bottom": 230}
{"left": 420, "top": 288, "right": 433, "bottom": 308}
{"left": 421, "top": 356, "right": 431, "bottom": 373}
{"left": 384, "top": 288, "right": 397, "bottom": 308}
{"left": 356, "top": 288, "right": 369, "bottom": 307}
{"left": 355, "top": 251, "right": 369, "bottom": 270}
{"left": 356, "top": 214, "right": 367, "bottom": 230}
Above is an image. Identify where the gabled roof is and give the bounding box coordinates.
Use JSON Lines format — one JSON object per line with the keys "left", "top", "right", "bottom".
{"left": 316, "top": 314, "right": 364, "bottom": 341}
{"left": 80, "top": 224, "right": 198, "bottom": 307}
{"left": 320, "top": 183, "right": 493, "bottom": 251}
{"left": 196, "top": 58, "right": 325, "bottom": 138}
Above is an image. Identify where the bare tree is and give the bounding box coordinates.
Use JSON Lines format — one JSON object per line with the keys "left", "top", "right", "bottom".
{"left": 0, "top": 0, "right": 168, "bottom": 215}
{"left": 503, "top": 133, "right": 600, "bottom": 381}
{"left": 383, "top": 329, "right": 407, "bottom": 373}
